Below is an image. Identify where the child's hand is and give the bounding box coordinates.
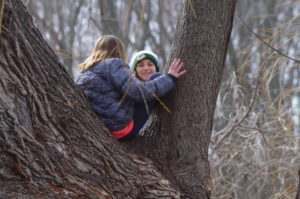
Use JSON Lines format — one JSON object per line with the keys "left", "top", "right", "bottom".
{"left": 168, "top": 58, "right": 187, "bottom": 78}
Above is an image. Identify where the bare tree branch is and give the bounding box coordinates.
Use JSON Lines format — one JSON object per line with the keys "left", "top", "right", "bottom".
{"left": 238, "top": 14, "right": 300, "bottom": 63}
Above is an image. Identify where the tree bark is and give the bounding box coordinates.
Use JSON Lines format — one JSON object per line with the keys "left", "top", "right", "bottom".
{"left": 131, "top": 1, "right": 237, "bottom": 198}
{"left": 0, "top": 1, "right": 179, "bottom": 198}
{"left": 98, "top": 0, "right": 121, "bottom": 37}
{"left": 0, "top": 0, "right": 236, "bottom": 198}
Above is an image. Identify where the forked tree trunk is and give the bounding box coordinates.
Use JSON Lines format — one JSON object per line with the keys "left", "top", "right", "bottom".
{"left": 131, "top": 1, "right": 237, "bottom": 198}
{"left": 0, "top": 1, "right": 179, "bottom": 198}
{"left": 0, "top": 0, "right": 236, "bottom": 198}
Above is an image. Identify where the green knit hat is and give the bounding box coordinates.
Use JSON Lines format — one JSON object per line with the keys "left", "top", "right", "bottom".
{"left": 130, "top": 50, "right": 160, "bottom": 72}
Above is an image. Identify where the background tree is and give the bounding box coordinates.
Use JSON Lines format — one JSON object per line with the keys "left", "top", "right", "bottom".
{"left": 211, "top": 1, "right": 300, "bottom": 198}
{"left": 128, "top": 1, "right": 237, "bottom": 198}
{"left": 24, "top": 0, "right": 181, "bottom": 78}
{"left": 26, "top": 0, "right": 85, "bottom": 77}
{"left": 0, "top": 0, "right": 236, "bottom": 198}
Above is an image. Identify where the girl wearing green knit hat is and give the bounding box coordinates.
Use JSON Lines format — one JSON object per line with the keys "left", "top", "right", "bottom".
{"left": 130, "top": 50, "right": 160, "bottom": 81}
{"left": 119, "top": 50, "right": 162, "bottom": 141}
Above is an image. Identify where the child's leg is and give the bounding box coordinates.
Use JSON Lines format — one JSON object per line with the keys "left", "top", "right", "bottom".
{"left": 119, "top": 103, "right": 146, "bottom": 141}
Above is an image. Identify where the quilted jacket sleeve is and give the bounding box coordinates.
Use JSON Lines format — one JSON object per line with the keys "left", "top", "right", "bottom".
{"left": 109, "top": 59, "right": 176, "bottom": 102}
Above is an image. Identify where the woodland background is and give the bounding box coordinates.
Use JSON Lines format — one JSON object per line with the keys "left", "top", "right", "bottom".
{"left": 23, "top": 0, "right": 300, "bottom": 198}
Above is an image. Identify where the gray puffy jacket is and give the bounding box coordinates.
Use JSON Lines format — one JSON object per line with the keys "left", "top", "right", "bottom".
{"left": 75, "top": 58, "right": 176, "bottom": 131}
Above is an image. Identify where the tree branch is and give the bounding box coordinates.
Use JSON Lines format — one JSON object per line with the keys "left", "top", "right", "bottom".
{"left": 213, "top": 59, "right": 265, "bottom": 151}
{"left": 238, "top": 14, "right": 300, "bottom": 63}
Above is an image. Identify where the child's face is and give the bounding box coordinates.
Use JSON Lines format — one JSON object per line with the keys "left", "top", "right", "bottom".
{"left": 136, "top": 59, "right": 157, "bottom": 81}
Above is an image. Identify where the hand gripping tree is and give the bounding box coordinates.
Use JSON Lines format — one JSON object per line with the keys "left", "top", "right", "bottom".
{"left": 0, "top": 0, "right": 236, "bottom": 198}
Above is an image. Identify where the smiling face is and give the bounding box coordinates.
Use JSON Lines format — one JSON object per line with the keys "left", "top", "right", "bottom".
{"left": 135, "top": 58, "right": 157, "bottom": 81}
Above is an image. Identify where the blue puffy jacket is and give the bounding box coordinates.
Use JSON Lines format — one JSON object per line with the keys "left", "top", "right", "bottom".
{"left": 75, "top": 58, "right": 176, "bottom": 131}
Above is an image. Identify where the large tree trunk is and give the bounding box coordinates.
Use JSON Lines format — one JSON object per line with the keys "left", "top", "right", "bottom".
{"left": 0, "top": 0, "right": 236, "bottom": 198}
{"left": 0, "top": 1, "right": 179, "bottom": 198}
{"left": 131, "top": 1, "right": 237, "bottom": 198}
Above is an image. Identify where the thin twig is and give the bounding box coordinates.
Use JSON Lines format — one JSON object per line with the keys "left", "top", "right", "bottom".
{"left": 238, "top": 125, "right": 274, "bottom": 149}
{"left": 140, "top": 0, "right": 146, "bottom": 25}
{"left": 237, "top": 14, "right": 300, "bottom": 63}
{"left": 188, "top": 0, "right": 196, "bottom": 18}
{"left": 89, "top": 16, "right": 102, "bottom": 32}
{"left": 0, "top": 0, "right": 5, "bottom": 34}
{"left": 139, "top": 83, "right": 171, "bottom": 113}
{"left": 118, "top": 72, "right": 171, "bottom": 113}
{"left": 213, "top": 59, "right": 266, "bottom": 151}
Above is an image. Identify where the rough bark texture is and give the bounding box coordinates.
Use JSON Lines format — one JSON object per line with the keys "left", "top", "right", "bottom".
{"left": 0, "top": 0, "right": 180, "bottom": 198}
{"left": 130, "top": 1, "right": 237, "bottom": 198}
{"left": 0, "top": 0, "right": 236, "bottom": 198}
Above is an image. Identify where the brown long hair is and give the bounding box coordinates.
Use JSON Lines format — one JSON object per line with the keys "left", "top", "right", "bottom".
{"left": 78, "top": 35, "right": 126, "bottom": 71}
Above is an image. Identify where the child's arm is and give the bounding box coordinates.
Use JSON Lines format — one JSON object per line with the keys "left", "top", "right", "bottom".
{"left": 109, "top": 59, "right": 178, "bottom": 102}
